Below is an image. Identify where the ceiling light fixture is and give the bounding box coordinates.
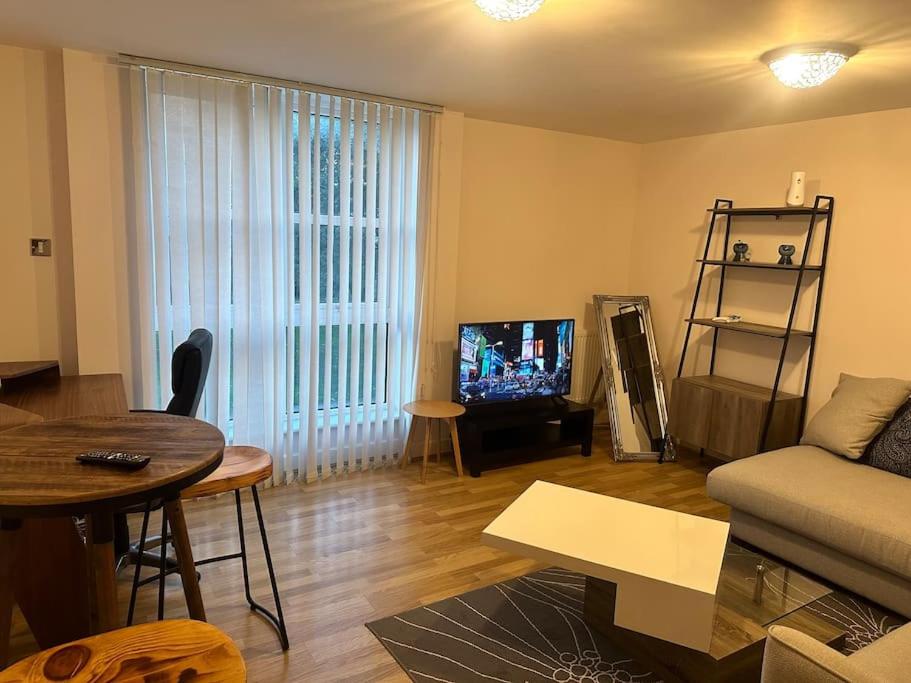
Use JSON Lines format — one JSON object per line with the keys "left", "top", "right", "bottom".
{"left": 474, "top": 0, "right": 545, "bottom": 22}
{"left": 761, "top": 43, "right": 859, "bottom": 89}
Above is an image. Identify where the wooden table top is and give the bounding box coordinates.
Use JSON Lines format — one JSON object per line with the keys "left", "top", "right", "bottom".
{"left": 0, "top": 405, "right": 42, "bottom": 433}
{"left": 0, "top": 413, "right": 224, "bottom": 517}
{"left": 183, "top": 446, "right": 273, "bottom": 499}
{"left": 0, "top": 374, "right": 127, "bottom": 420}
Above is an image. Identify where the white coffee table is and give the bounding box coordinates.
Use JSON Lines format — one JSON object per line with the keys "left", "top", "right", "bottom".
{"left": 481, "top": 480, "right": 731, "bottom": 652}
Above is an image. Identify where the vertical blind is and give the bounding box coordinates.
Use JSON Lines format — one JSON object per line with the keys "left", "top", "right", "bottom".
{"left": 129, "top": 66, "right": 435, "bottom": 483}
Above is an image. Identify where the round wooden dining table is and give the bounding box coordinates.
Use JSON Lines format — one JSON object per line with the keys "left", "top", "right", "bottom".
{"left": 0, "top": 413, "right": 224, "bottom": 665}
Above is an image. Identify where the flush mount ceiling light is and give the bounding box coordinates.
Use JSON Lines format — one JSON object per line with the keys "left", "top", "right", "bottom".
{"left": 474, "top": 0, "right": 545, "bottom": 21}
{"left": 761, "top": 43, "right": 859, "bottom": 89}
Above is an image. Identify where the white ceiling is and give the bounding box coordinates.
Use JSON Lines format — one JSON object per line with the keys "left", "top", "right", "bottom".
{"left": 3, "top": 0, "right": 911, "bottom": 142}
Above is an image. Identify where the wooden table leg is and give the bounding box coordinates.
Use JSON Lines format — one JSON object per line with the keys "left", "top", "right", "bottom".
{"left": 421, "top": 418, "right": 431, "bottom": 484}
{"left": 15, "top": 518, "right": 91, "bottom": 648}
{"left": 434, "top": 418, "right": 441, "bottom": 464}
{"left": 163, "top": 499, "right": 206, "bottom": 622}
{"left": 85, "top": 517, "right": 97, "bottom": 632}
{"left": 86, "top": 512, "right": 118, "bottom": 634}
{"left": 401, "top": 418, "right": 418, "bottom": 470}
{"left": 0, "top": 518, "right": 22, "bottom": 667}
{"left": 448, "top": 418, "right": 464, "bottom": 478}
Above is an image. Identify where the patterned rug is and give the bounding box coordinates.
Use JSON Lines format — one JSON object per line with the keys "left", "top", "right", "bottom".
{"left": 367, "top": 567, "right": 905, "bottom": 683}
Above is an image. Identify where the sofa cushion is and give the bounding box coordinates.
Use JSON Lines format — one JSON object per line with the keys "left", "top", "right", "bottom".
{"left": 707, "top": 446, "right": 911, "bottom": 579}
{"left": 865, "top": 401, "right": 911, "bottom": 478}
{"left": 800, "top": 374, "right": 911, "bottom": 459}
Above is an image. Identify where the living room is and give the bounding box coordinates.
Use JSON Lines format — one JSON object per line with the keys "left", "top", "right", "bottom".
{"left": 1, "top": 1, "right": 910, "bottom": 681}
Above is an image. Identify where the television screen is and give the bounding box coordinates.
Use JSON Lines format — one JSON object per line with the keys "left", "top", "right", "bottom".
{"left": 457, "top": 319, "right": 575, "bottom": 404}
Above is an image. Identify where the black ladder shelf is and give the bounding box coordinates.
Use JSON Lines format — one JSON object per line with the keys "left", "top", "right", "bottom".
{"left": 676, "top": 195, "right": 835, "bottom": 450}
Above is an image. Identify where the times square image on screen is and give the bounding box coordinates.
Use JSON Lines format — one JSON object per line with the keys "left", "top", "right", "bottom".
{"left": 458, "top": 319, "right": 574, "bottom": 404}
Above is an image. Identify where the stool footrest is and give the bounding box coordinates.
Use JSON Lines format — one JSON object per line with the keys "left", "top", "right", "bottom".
{"left": 196, "top": 552, "right": 243, "bottom": 566}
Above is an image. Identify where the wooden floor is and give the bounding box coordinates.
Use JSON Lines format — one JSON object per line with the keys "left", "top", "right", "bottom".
{"left": 8, "top": 429, "right": 727, "bottom": 681}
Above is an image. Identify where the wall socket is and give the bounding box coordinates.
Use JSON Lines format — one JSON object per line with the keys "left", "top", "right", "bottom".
{"left": 30, "top": 238, "right": 52, "bottom": 257}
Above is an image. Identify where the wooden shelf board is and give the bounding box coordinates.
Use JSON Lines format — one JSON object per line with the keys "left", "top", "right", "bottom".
{"left": 699, "top": 259, "right": 822, "bottom": 272}
{"left": 0, "top": 361, "right": 59, "bottom": 381}
{"left": 708, "top": 206, "right": 830, "bottom": 217}
{"left": 685, "top": 318, "right": 813, "bottom": 338}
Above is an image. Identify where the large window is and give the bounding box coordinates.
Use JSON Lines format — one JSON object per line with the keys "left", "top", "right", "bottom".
{"left": 131, "top": 66, "right": 429, "bottom": 479}
{"left": 290, "top": 104, "right": 387, "bottom": 412}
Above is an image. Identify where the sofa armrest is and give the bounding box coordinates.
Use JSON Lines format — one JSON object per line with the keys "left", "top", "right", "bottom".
{"left": 762, "top": 626, "right": 868, "bottom": 683}
{"left": 847, "top": 621, "right": 911, "bottom": 682}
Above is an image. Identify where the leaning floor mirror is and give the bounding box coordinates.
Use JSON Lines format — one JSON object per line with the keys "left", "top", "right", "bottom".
{"left": 592, "top": 295, "right": 674, "bottom": 462}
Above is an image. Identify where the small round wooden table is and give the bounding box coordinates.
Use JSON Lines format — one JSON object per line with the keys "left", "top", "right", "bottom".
{"left": 0, "top": 413, "right": 224, "bottom": 664}
{"left": 401, "top": 401, "right": 466, "bottom": 484}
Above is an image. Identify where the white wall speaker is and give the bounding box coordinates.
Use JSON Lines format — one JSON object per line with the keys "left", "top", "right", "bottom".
{"left": 786, "top": 171, "right": 806, "bottom": 207}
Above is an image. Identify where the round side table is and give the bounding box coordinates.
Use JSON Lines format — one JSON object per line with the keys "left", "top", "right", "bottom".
{"left": 401, "top": 401, "right": 466, "bottom": 484}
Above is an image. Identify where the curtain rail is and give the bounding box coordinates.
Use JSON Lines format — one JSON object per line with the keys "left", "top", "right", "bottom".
{"left": 118, "top": 54, "right": 444, "bottom": 114}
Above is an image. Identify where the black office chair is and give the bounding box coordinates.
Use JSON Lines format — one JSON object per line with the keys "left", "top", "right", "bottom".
{"left": 163, "top": 328, "right": 213, "bottom": 419}
{"left": 114, "top": 329, "right": 213, "bottom": 568}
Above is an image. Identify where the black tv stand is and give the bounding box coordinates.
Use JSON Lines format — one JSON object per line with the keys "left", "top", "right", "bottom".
{"left": 457, "top": 399, "right": 594, "bottom": 477}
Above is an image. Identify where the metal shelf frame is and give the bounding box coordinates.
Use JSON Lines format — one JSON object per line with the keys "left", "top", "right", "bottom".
{"left": 677, "top": 194, "right": 835, "bottom": 451}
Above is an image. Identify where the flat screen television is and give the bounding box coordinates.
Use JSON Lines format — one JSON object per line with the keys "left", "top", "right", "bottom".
{"left": 457, "top": 318, "right": 575, "bottom": 404}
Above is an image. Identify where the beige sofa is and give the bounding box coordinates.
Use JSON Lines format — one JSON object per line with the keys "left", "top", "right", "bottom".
{"left": 761, "top": 623, "right": 911, "bottom": 682}
{"left": 707, "top": 444, "right": 911, "bottom": 618}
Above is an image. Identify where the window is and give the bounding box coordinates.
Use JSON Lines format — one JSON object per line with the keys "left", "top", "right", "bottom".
{"left": 131, "top": 66, "right": 430, "bottom": 479}
{"left": 290, "top": 102, "right": 388, "bottom": 412}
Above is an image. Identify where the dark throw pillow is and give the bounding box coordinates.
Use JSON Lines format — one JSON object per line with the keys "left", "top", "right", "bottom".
{"left": 866, "top": 401, "right": 911, "bottom": 477}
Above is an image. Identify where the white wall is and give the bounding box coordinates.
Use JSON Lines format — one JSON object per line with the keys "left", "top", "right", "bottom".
{"left": 0, "top": 45, "right": 133, "bottom": 396}
{"left": 61, "top": 49, "right": 134, "bottom": 396}
{"left": 422, "top": 116, "right": 642, "bottom": 400}
{"left": 455, "top": 118, "right": 641, "bottom": 333}
{"left": 629, "top": 107, "right": 911, "bottom": 419}
{"left": 0, "top": 45, "right": 77, "bottom": 372}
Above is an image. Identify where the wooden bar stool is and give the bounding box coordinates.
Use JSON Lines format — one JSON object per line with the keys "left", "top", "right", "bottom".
{"left": 0, "top": 620, "right": 245, "bottom": 682}
{"left": 128, "top": 446, "right": 289, "bottom": 651}
{"left": 401, "top": 401, "right": 466, "bottom": 484}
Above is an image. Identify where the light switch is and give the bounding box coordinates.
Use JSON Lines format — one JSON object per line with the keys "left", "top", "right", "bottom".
{"left": 30, "top": 238, "right": 52, "bottom": 257}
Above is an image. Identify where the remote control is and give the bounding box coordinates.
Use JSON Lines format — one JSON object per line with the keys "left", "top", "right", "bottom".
{"left": 76, "top": 450, "right": 151, "bottom": 470}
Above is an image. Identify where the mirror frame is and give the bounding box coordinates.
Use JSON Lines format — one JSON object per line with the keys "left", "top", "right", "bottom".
{"left": 592, "top": 294, "right": 675, "bottom": 462}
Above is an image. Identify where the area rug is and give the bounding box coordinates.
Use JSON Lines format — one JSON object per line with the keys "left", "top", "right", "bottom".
{"left": 367, "top": 567, "right": 905, "bottom": 683}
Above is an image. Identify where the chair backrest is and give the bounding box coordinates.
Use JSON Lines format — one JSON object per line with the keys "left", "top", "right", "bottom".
{"left": 166, "top": 329, "right": 213, "bottom": 418}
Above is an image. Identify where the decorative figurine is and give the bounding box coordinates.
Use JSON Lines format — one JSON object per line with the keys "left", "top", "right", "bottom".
{"left": 778, "top": 244, "right": 796, "bottom": 265}
{"left": 786, "top": 171, "right": 806, "bottom": 207}
{"left": 732, "top": 241, "right": 750, "bottom": 263}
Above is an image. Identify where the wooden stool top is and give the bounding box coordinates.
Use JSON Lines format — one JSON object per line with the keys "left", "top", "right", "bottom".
{"left": 403, "top": 400, "right": 466, "bottom": 419}
{"left": 182, "top": 445, "right": 273, "bottom": 499}
{"left": 0, "top": 620, "right": 245, "bottom": 682}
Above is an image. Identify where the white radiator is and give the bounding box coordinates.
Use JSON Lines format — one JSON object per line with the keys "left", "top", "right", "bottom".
{"left": 568, "top": 333, "right": 601, "bottom": 404}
